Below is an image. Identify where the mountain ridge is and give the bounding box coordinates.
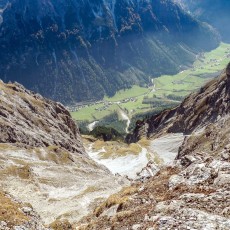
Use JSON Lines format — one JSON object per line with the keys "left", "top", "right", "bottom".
{"left": 0, "top": 80, "right": 84, "bottom": 153}
{"left": 0, "top": 80, "right": 128, "bottom": 227}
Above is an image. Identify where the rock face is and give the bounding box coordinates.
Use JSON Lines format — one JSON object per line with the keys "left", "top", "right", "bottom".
{"left": 78, "top": 63, "right": 230, "bottom": 229}
{"left": 128, "top": 63, "right": 230, "bottom": 142}
{"left": 78, "top": 155, "right": 230, "bottom": 229}
{"left": 227, "top": 62, "right": 230, "bottom": 77}
{"left": 0, "top": 81, "right": 84, "bottom": 154}
{"left": 0, "top": 0, "right": 219, "bottom": 103}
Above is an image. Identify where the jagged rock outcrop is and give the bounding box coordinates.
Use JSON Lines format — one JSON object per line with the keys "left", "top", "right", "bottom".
{"left": 0, "top": 0, "right": 219, "bottom": 103}
{"left": 128, "top": 63, "right": 230, "bottom": 142}
{"left": 78, "top": 151, "right": 230, "bottom": 229}
{"left": 0, "top": 80, "right": 84, "bottom": 154}
{"left": 77, "top": 63, "right": 230, "bottom": 229}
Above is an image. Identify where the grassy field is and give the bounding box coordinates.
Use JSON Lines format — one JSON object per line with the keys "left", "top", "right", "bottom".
{"left": 71, "top": 85, "right": 152, "bottom": 122}
{"left": 71, "top": 104, "right": 119, "bottom": 121}
{"left": 154, "top": 42, "right": 230, "bottom": 98}
{"left": 104, "top": 86, "right": 149, "bottom": 102}
{"left": 71, "top": 43, "right": 230, "bottom": 127}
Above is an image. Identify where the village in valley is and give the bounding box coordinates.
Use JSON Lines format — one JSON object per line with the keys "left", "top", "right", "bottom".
{"left": 70, "top": 43, "right": 230, "bottom": 131}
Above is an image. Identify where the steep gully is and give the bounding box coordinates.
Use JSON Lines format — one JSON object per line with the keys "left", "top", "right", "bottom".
{"left": 77, "top": 63, "right": 230, "bottom": 230}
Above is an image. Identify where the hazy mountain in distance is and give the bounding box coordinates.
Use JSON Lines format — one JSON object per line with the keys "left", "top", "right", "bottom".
{"left": 0, "top": 0, "right": 219, "bottom": 104}
{"left": 0, "top": 0, "right": 8, "bottom": 8}
{"left": 176, "top": 0, "right": 230, "bottom": 42}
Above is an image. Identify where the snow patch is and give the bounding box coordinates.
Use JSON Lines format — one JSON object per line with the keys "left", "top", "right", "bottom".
{"left": 150, "top": 133, "right": 185, "bottom": 164}
{"left": 87, "top": 145, "right": 149, "bottom": 179}
{"left": 118, "top": 109, "right": 130, "bottom": 133}
{"left": 87, "top": 121, "right": 99, "bottom": 132}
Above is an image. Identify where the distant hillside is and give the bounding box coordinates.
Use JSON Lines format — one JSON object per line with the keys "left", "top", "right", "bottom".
{"left": 0, "top": 0, "right": 219, "bottom": 104}
{"left": 176, "top": 0, "right": 230, "bottom": 42}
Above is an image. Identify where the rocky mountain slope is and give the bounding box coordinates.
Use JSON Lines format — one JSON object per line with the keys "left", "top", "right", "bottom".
{"left": 77, "top": 64, "right": 230, "bottom": 229}
{"left": 176, "top": 0, "right": 230, "bottom": 42}
{"left": 0, "top": 0, "right": 219, "bottom": 103}
{"left": 0, "top": 80, "right": 84, "bottom": 153}
{"left": 0, "top": 81, "right": 127, "bottom": 228}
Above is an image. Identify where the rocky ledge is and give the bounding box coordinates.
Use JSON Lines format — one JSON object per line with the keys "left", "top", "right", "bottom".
{"left": 0, "top": 191, "right": 48, "bottom": 230}
{"left": 77, "top": 143, "right": 230, "bottom": 229}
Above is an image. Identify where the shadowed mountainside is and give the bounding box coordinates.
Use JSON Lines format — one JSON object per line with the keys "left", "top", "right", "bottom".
{"left": 0, "top": 0, "right": 219, "bottom": 104}
{"left": 176, "top": 0, "right": 230, "bottom": 42}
